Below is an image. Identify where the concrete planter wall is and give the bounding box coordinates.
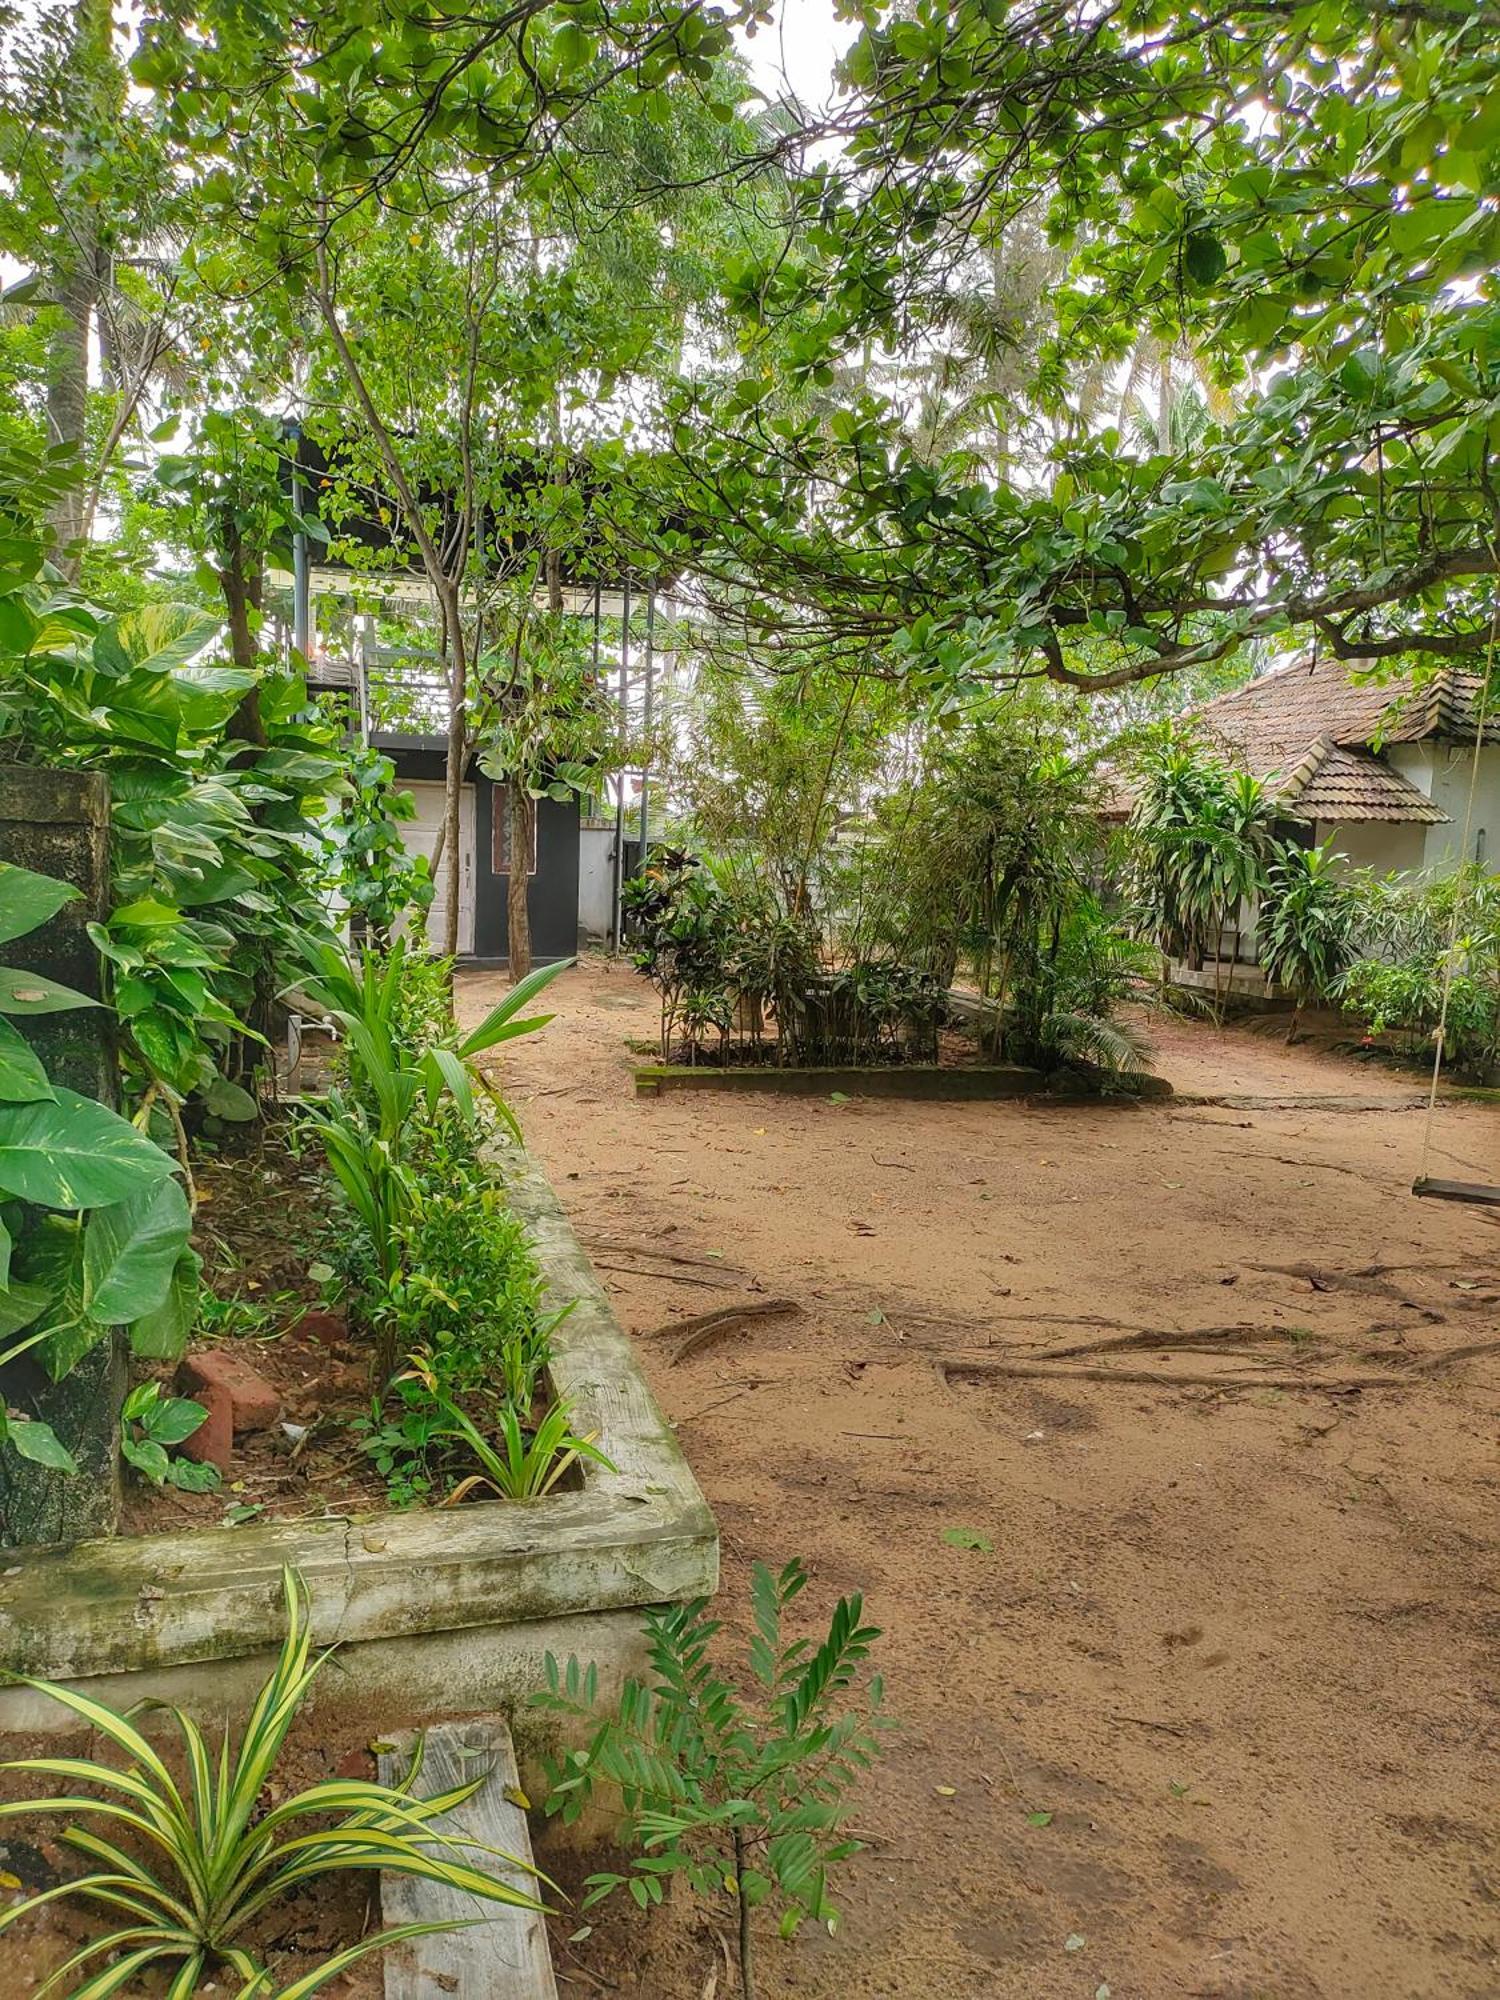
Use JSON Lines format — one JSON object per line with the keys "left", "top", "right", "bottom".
{"left": 636, "top": 1061, "right": 1172, "bottom": 1102}
{"left": 0, "top": 1150, "right": 717, "bottom": 1751}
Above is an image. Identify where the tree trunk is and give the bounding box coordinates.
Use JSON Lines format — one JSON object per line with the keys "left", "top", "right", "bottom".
{"left": 45, "top": 246, "right": 95, "bottom": 557}
{"left": 732, "top": 1824, "right": 755, "bottom": 2000}
{"left": 216, "top": 514, "right": 269, "bottom": 744}
{"left": 507, "top": 785, "right": 535, "bottom": 983}
{"left": 45, "top": 0, "right": 116, "bottom": 564}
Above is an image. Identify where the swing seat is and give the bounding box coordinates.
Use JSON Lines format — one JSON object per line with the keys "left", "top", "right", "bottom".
{"left": 1412, "top": 1176, "right": 1500, "bottom": 1206}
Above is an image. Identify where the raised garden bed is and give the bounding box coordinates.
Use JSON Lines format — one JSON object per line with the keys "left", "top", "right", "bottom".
{"left": 0, "top": 1148, "right": 717, "bottom": 1757}
{"left": 635, "top": 1061, "right": 1173, "bottom": 1100}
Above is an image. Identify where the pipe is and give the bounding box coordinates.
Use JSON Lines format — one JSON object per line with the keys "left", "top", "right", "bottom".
{"left": 611, "top": 576, "right": 631, "bottom": 954}
{"left": 640, "top": 586, "right": 654, "bottom": 870}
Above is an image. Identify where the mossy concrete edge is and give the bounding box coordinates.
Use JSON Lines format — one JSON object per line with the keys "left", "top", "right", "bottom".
{"left": 634, "top": 1062, "right": 1172, "bottom": 1101}
{"left": 0, "top": 1146, "right": 717, "bottom": 1712}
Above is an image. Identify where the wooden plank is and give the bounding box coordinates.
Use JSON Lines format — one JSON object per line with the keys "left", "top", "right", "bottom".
{"left": 1413, "top": 1176, "right": 1500, "bottom": 1207}
{"left": 378, "top": 1718, "right": 558, "bottom": 2000}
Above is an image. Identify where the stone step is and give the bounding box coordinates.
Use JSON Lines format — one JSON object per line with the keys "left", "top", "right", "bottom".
{"left": 378, "top": 1717, "right": 558, "bottom": 2000}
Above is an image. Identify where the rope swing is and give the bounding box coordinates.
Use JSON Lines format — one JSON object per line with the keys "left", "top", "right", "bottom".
{"left": 1411, "top": 598, "right": 1500, "bottom": 1206}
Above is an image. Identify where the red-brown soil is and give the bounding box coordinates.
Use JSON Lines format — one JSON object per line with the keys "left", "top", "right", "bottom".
{"left": 462, "top": 956, "right": 1500, "bottom": 2000}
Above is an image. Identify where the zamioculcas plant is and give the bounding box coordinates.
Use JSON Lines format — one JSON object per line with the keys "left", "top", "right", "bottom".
{"left": 0, "top": 1568, "right": 548, "bottom": 1998}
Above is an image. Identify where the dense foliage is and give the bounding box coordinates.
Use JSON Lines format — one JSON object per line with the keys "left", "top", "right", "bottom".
{"left": 298, "top": 940, "right": 599, "bottom": 1503}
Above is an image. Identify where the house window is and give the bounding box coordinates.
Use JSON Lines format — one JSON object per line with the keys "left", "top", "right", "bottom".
{"left": 491, "top": 786, "right": 539, "bottom": 876}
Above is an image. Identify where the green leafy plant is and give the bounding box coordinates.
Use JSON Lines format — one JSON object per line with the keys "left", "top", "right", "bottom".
{"left": 121, "top": 1380, "right": 220, "bottom": 1493}
{"left": 351, "top": 1385, "right": 446, "bottom": 1508}
{"left": 1338, "top": 864, "right": 1500, "bottom": 1077}
{"left": 0, "top": 442, "right": 346, "bottom": 1131}
{"left": 534, "top": 1559, "right": 889, "bottom": 2000}
{"left": 0, "top": 1568, "right": 547, "bottom": 1997}
{"left": 331, "top": 743, "right": 434, "bottom": 947}
{"left": 1127, "top": 731, "right": 1280, "bottom": 1016}
{"left": 299, "top": 940, "right": 570, "bottom": 1305}
{"left": 1257, "top": 841, "right": 1360, "bottom": 1040}
{"left": 435, "top": 1391, "right": 614, "bottom": 1503}
{"left": 371, "top": 1112, "right": 551, "bottom": 1407}
{"left": 0, "top": 861, "right": 196, "bottom": 1475}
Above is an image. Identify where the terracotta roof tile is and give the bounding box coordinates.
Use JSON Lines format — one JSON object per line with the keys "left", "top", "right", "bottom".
{"left": 1277, "top": 735, "right": 1448, "bottom": 824}
{"left": 1200, "top": 655, "right": 1500, "bottom": 767}
{"left": 1192, "top": 654, "right": 1500, "bottom": 823}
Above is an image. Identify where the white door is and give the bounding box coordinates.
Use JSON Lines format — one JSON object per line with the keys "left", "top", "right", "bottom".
{"left": 399, "top": 781, "right": 475, "bottom": 956}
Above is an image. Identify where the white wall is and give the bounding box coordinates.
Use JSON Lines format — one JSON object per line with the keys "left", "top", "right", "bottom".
{"left": 578, "top": 821, "right": 616, "bottom": 945}
{"left": 1314, "top": 818, "right": 1429, "bottom": 876}
{"left": 1377, "top": 744, "right": 1499, "bottom": 871}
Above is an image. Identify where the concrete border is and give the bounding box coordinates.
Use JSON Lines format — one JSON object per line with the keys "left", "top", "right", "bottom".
{"left": 635, "top": 1061, "right": 1048, "bottom": 1099}
{"left": 634, "top": 1062, "right": 1172, "bottom": 1102}
{"left": 0, "top": 1148, "right": 717, "bottom": 1726}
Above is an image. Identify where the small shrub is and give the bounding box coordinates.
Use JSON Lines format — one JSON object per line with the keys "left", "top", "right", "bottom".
{"left": 121, "top": 1381, "right": 221, "bottom": 1493}
{"left": 534, "top": 1559, "right": 889, "bottom": 2000}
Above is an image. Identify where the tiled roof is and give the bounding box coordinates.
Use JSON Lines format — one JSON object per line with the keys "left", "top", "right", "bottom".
{"left": 1200, "top": 656, "right": 1500, "bottom": 764}
{"left": 1193, "top": 654, "right": 1500, "bottom": 823}
{"left": 1276, "top": 735, "right": 1448, "bottom": 825}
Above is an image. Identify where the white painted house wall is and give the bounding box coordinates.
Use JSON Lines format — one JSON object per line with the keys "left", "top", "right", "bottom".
{"left": 1389, "top": 743, "right": 1500, "bottom": 872}
{"left": 1313, "top": 817, "right": 1428, "bottom": 876}
{"left": 1310, "top": 745, "right": 1499, "bottom": 879}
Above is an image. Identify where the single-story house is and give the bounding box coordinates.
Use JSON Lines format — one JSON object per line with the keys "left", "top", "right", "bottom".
{"left": 1197, "top": 655, "right": 1498, "bottom": 876}
{"left": 1106, "top": 656, "right": 1498, "bottom": 995}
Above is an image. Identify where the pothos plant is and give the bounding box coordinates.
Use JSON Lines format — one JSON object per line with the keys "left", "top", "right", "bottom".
{"left": 330, "top": 741, "right": 434, "bottom": 947}
{"left": 0, "top": 861, "right": 197, "bottom": 1477}
{"left": 0, "top": 436, "right": 346, "bottom": 1136}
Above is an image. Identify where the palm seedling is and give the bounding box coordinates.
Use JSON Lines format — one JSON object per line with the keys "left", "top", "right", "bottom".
{"left": 0, "top": 1569, "right": 548, "bottom": 1998}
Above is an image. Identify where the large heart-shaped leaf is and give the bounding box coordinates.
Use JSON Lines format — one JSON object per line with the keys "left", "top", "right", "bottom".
{"left": 128, "top": 1246, "right": 202, "bottom": 1361}
{"left": 0, "top": 862, "right": 78, "bottom": 945}
{"left": 84, "top": 1176, "right": 192, "bottom": 1326}
{"left": 0, "top": 1088, "right": 174, "bottom": 1209}
{"left": 6, "top": 1418, "right": 78, "bottom": 1473}
{"left": 92, "top": 602, "right": 222, "bottom": 678}
{"left": 18, "top": 1216, "right": 94, "bottom": 1380}
{"left": 0, "top": 1271, "right": 57, "bottom": 1344}
{"left": 0, "top": 1017, "right": 54, "bottom": 1103}
{"left": 0, "top": 965, "right": 99, "bottom": 1014}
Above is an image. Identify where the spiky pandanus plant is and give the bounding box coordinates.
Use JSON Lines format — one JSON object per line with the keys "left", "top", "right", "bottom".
{"left": 0, "top": 1569, "right": 548, "bottom": 1998}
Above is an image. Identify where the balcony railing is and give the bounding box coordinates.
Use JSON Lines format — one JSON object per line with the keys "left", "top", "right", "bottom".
{"left": 306, "top": 648, "right": 452, "bottom": 739}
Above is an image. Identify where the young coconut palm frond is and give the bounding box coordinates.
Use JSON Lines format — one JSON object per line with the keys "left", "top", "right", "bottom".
{"left": 1043, "top": 1010, "right": 1152, "bottom": 1077}
{"left": 0, "top": 1568, "right": 547, "bottom": 2000}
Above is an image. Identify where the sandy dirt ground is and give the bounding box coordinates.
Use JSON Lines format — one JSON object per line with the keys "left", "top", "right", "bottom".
{"left": 459, "top": 956, "right": 1500, "bottom": 2000}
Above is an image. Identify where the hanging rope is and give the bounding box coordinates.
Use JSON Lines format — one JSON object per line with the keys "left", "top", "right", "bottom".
{"left": 1416, "top": 595, "right": 1499, "bottom": 1186}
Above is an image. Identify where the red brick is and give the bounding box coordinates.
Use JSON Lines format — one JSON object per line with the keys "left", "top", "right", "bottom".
{"left": 177, "top": 1348, "right": 281, "bottom": 1434}
{"left": 177, "top": 1385, "right": 232, "bottom": 1473}
{"left": 299, "top": 1309, "right": 349, "bottom": 1350}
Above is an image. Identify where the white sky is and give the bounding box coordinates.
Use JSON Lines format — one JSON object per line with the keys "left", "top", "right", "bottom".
{"left": 738, "top": 0, "right": 855, "bottom": 114}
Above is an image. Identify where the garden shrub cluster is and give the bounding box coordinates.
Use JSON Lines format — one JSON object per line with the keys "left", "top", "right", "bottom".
{"left": 633, "top": 688, "right": 1154, "bottom": 1081}
{"left": 300, "top": 937, "right": 598, "bottom": 1507}
{"left": 624, "top": 849, "right": 949, "bottom": 1066}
